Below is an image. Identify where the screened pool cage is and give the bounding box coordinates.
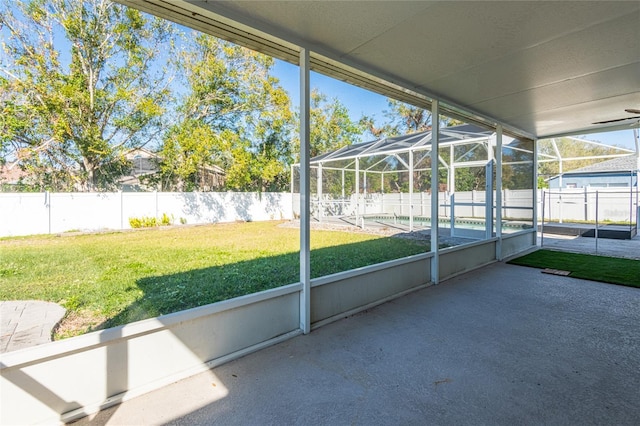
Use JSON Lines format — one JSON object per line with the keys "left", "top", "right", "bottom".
{"left": 292, "top": 124, "right": 536, "bottom": 243}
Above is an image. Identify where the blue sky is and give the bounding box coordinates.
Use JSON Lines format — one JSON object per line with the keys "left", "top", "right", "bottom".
{"left": 272, "top": 60, "right": 638, "bottom": 151}
{"left": 2, "top": 2, "right": 635, "bottom": 152}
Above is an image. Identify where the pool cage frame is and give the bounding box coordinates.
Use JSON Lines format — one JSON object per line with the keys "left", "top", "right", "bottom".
{"left": 292, "top": 123, "right": 537, "bottom": 240}
{"left": 537, "top": 130, "right": 639, "bottom": 233}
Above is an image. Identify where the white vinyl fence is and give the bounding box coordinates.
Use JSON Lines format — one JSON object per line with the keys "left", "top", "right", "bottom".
{"left": 299, "top": 190, "right": 536, "bottom": 221}
{"left": 0, "top": 192, "right": 293, "bottom": 237}
{"left": 539, "top": 188, "right": 638, "bottom": 224}
{"left": 3, "top": 188, "right": 636, "bottom": 238}
{"left": 298, "top": 188, "right": 637, "bottom": 225}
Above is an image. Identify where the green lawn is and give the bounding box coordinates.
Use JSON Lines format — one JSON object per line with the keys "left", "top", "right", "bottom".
{"left": 0, "top": 221, "right": 428, "bottom": 338}
{"left": 508, "top": 249, "right": 640, "bottom": 288}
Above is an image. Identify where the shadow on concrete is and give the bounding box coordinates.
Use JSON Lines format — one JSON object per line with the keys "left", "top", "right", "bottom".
{"left": 74, "top": 262, "right": 640, "bottom": 425}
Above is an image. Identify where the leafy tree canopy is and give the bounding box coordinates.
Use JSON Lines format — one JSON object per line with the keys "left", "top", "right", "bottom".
{"left": 0, "top": 0, "right": 175, "bottom": 191}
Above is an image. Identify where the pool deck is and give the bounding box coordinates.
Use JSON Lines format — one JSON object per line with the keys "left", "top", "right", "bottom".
{"left": 539, "top": 231, "right": 640, "bottom": 260}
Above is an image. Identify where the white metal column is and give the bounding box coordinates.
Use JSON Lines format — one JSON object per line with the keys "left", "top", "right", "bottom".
{"left": 533, "top": 137, "right": 539, "bottom": 241}
{"left": 430, "top": 101, "right": 440, "bottom": 284}
{"left": 317, "top": 164, "right": 323, "bottom": 222}
{"left": 485, "top": 160, "right": 494, "bottom": 240}
{"left": 551, "top": 138, "right": 563, "bottom": 223}
{"left": 495, "top": 126, "right": 503, "bottom": 260}
{"left": 355, "top": 157, "right": 360, "bottom": 226}
{"left": 409, "top": 150, "right": 414, "bottom": 231}
{"left": 363, "top": 171, "right": 367, "bottom": 215}
{"left": 299, "top": 48, "right": 311, "bottom": 334}
{"left": 634, "top": 128, "right": 639, "bottom": 232}
{"left": 449, "top": 144, "right": 455, "bottom": 194}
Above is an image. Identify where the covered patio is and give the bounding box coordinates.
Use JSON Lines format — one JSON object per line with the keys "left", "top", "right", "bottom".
{"left": 1, "top": 1, "right": 638, "bottom": 424}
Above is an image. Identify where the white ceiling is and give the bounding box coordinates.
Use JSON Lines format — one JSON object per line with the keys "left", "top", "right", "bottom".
{"left": 123, "top": 1, "right": 640, "bottom": 139}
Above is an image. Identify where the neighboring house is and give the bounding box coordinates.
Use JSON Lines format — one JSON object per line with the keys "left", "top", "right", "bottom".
{"left": 119, "top": 148, "right": 162, "bottom": 191}
{"left": 547, "top": 155, "right": 639, "bottom": 189}
{"left": 192, "top": 163, "right": 226, "bottom": 191}
{"left": 0, "top": 161, "right": 31, "bottom": 190}
{"left": 119, "top": 148, "right": 225, "bottom": 191}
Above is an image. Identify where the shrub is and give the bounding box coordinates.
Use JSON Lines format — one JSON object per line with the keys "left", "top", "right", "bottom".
{"left": 129, "top": 214, "right": 173, "bottom": 228}
{"left": 160, "top": 213, "right": 173, "bottom": 226}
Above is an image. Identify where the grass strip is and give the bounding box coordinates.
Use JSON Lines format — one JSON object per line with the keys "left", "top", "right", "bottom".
{"left": 508, "top": 249, "right": 640, "bottom": 288}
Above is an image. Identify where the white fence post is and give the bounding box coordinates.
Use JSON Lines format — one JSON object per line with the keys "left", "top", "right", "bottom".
{"left": 120, "top": 190, "right": 124, "bottom": 229}
{"left": 46, "top": 191, "right": 51, "bottom": 234}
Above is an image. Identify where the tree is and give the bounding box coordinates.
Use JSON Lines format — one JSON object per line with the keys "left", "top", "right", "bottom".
{"left": 385, "top": 99, "right": 432, "bottom": 134}
{"left": 157, "top": 120, "right": 229, "bottom": 191}
{"left": 362, "top": 98, "right": 465, "bottom": 139}
{"left": 0, "top": 0, "right": 174, "bottom": 191}
{"left": 301, "top": 89, "right": 366, "bottom": 158}
{"left": 159, "top": 33, "right": 294, "bottom": 192}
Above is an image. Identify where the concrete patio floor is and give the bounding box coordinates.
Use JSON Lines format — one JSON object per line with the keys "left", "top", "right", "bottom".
{"left": 73, "top": 261, "right": 640, "bottom": 425}
{"left": 539, "top": 231, "right": 640, "bottom": 260}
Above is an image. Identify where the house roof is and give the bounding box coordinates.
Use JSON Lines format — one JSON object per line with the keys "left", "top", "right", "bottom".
{"left": 564, "top": 155, "right": 639, "bottom": 175}
{"left": 119, "top": 1, "right": 640, "bottom": 139}
{"left": 125, "top": 148, "right": 161, "bottom": 160}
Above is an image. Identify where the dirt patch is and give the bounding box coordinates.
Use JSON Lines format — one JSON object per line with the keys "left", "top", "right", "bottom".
{"left": 54, "top": 309, "right": 109, "bottom": 340}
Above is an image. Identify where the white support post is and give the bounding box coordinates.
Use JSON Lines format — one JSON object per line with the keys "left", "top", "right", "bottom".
{"left": 381, "top": 172, "right": 385, "bottom": 214}
{"left": 430, "top": 100, "right": 440, "bottom": 284}
{"left": 355, "top": 158, "right": 360, "bottom": 226}
{"left": 449, "top": 144, "right": 455, "bottom": 194}
{"left": 629, "top": 171, "right": 634, "bottom": 234}
{"left": 290, "top": 164, "right": 294, "bottom": 198}
{"left": 299, "top": 48, "right": 311, "bottom": 334}
{"left": 485, "top": 160, "right": 494, "bottom": 240}
{"left": 595, "top": 191, "right": 599, "bottom": 254}
{"left": 533, "top": 137, "right": 539, "bottom": 242}
{"left": 363, "top": 171, "right": 367, "bottom": 215}
{"left": 317, "top": 164, "right": 323, "bottom": 222}
{"left": 120, "top": 190, "right": 124, "bottom": 230}
{"left": 450, "top": 193, "right": 455, "bottom": 237}
{"left": 635, "top": 128, "right": 640, "bottom": 232}
{"left": 495, "top": 126, "right": 503, "bottom": 260}
{"left": 341, "top": 169, "right": 345, "bottom": 199}
{"left": 552, "top": 138, "right": 563, "bottom": 224}
{"left": 472, "top": 190, "right": 476, "bottom": 218}
{"left": 541, "top": 189, "right": 545, "bottom": 247}
{"left": 409, "top": 150, "right": 414, "bottom": 231}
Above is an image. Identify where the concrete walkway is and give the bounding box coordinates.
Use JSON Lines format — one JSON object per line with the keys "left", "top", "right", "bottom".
{"left": 539, "top": 231, "right": 640, "bottom": 260}
{"left": 0, "top": 301, "right": 65, "bottom": 354}
{"left": 73, "top": 262, "right": 640, "bottom": 425}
